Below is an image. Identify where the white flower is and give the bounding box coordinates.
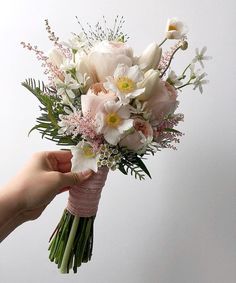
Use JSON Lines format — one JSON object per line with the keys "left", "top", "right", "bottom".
{"left": 47, "top": 48, "right": 65, "bottom": 68}
{"left": 71, "top": 141, "right": 100, "bottom": 172}
{"left": 60, "top": 59, "right": 77, "bottom": 72}
{"left": 137, "top": 134, "right": 153, "bottom": 154}
{"left": 136, "top": 69, "right": 160, "bottom": 101}
{"left": 192, "top": 47, "right": 212, "bottom": 68}
{"left": 95, "top": 100, "right": 133, "bottom": 145}
{"left": 189, "top": 63, "right": 201, "bottom": 79}
{"left": 104, "top": 64, "right": 145, "bottom": 105}
{"left": 57, "top": 116, "right": 69, "bottom": 135}
{"left": 56, "top": 74, "right": 81, "bottom": 99}
{"left": 165, "top": 18, "right": 187, "bottom": 39}
{"left": 88, "top": 40, "right": 134, "bottom": 82}
{"left": 62, "top": 33, "right": 89, "bottom": 52}
{"left": 137, "top": 42, "right": 162, "bottom": 72}
{"left": 193, "top": 72, "right": 209, "bottom": 94}
{"left": 167, "top": 70, "right": 183, "bottom": 87}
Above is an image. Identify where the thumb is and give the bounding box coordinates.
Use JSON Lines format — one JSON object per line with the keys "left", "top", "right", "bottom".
{"left": 59, "top": 170, "right": 93, "bottom": 188}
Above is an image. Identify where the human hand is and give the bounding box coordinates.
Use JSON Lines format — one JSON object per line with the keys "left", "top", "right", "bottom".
{"left": 0, "top": 150, "right": 92, "bottom": 241}
{"left": 14, "top": 150, "right": 92, "bottom": 220}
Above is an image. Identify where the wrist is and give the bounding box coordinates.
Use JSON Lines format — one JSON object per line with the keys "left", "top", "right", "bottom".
{"left": 0, "top": 182, "right": 25, "bottom": 226}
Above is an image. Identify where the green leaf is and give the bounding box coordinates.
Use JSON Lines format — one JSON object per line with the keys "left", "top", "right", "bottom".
{"left": 163, "top": 128, "right": 181, "bottom": 134}
{"left": 118, "top": 163, "right": 128, "bottom": 175}
{"left": 135, "top": 157, "right": 152, "bottom": 179}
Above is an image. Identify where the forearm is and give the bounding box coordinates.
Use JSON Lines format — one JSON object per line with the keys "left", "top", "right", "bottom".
{"left": 0, "top": 183, "right": 24, "bottom": 240}
{"left": 0, "top": 212, "right": 24, "bottom": 242}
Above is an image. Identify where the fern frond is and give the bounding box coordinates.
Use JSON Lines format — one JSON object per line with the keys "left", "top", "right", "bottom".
{"left": 22, "top": 78, "right": 56, "bottom": 96}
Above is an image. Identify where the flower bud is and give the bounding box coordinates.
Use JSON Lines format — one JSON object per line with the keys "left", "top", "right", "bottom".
{"left": 137, "top": 69, "right": 160, "bottom": 101}
{"left": 181, "top": 41, "right": 188, "bottom": 50}
{"left": 138, "top": 42, "right": 162, "bottom": 72}
{"left": 47, "top": 48, "right": 64, "bottom": 68}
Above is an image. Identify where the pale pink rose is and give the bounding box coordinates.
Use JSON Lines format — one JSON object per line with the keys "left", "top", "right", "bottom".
{"left": 145, "top": 81, "right": 178, "bottom": 123}
{"left": 88, "top": 40, "right": 133, "bottom": 82}
{"left": 90, "top": 83, "right": 108, "bottom": 95}
{"left": 81, "top": 88, "right": 116, "bottom": 118}
{"left": 119, "top": 118, "right": 153, "bottom": 151}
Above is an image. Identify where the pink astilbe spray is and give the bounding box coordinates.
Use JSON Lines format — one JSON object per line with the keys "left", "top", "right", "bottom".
{"left": 59, "top": 111, "right": 103, "bottom": 151}
{"left": 158, "top": 40, "right": 185, "bottom": 78}
{"left": 21, "top": 42, "right": 64, "bottom": 82}
{"left": 44, "top": 19, "right": 72, "bottom": 60}
{"left": 153, "top": 113, "right": 184, "bottom": 150}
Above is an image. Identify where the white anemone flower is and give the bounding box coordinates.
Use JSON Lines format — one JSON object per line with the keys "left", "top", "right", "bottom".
{"left": 192, "top": 46, "right": 212, "bottom": 68}
{"left": 96, "top": 100, "right": 133, "bottom": 145}
{"left": 165, "top": 18, "right": 187, "bottom": 39}
{"left": 104, "top": 64, "right": 145, "bottom": 105}
{"left": 71, "top": 141, "right": 100, "bottom": 172}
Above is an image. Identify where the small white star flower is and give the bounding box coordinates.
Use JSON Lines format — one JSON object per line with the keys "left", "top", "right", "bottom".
{"left": 193, "top": 72, "right": 209, "bottom": 94}
{"left": 192, "top": 46, "right": 212, "bottom": 68}
{"left": 56, "top": 74, "right": 80, "bottom": 99}
{"left": 62, "top": 33, "right": 89, "bottom": 52}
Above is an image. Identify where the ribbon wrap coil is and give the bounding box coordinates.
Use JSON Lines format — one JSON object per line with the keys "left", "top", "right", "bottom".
{"left": 67, "top": 167, "right": 109, "bottom": 217}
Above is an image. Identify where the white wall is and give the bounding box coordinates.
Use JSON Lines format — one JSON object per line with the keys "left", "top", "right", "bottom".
{"left": 0, "top": 0, "right": 235, "bottom": 282}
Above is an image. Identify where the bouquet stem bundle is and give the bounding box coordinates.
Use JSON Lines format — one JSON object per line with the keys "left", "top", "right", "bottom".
{"left": 49, "top": 167, "right": 108, "bottom": 273}
{"left": 49, "top": 211, "right": 95, "bottom": 273}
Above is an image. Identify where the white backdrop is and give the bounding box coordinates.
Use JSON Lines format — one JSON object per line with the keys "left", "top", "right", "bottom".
{"left": 0, "top": 0, "right": 235, "bottom": 282}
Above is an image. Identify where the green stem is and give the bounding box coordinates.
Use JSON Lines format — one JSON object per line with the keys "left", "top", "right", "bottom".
{"left": 182, "top": 63, "right": 191, "bottom": 77}
{"left": 60, "top": 216, "right": 80, "bottom": 273}
{"left": 160, "top": 46, "right": 182, "bottom": 78}
{"left": 159, "top": 38, "right": 167, "bottom": 47}
{"left": 177, "top": 81, "right": 193, "bottom": 90}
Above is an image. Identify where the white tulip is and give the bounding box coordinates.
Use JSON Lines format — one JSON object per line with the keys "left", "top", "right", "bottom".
{"left": 136, "top": 69, "right": 160, "bottom": 101}
{"left": 138, "top": 42, "right": 162, "bottom": 72}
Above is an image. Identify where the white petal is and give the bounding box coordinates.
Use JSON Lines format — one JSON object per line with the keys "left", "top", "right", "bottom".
{"left": 104, "top": 100, "right": 121, "bottom": 113}
{"left": 127, "top": 65, "right": 143, "bottom": 82}
{"left": 67, "top": 89, "right": 75, "bottom": 98}
{"left": 114, "top": 64, "right": 129, "bottom": 79}
{"left": 104, "top": 128, "right": 121, "bottom": 145}
{"left": 116, "top": 92, "right": 130, "bottom": 105}
{"left": 58, "top": 128, "right": 66, "bottom": 135}
{"left": 117, "top": 105, "right": 130, "bottom": 119}
{"left": 95, "top": 112, "right": 105, "bottom": 133}
{"left": 127, "top": 88, "right": 145, "bottom": 99}
{"left": 118, "top": 119, "right": 134, "bottom": 133}
{"left": 201, "top": 46, "right": 207, "bottom": 55}
{"left": 71, "top": 143, "right": 98, "bottom": 172}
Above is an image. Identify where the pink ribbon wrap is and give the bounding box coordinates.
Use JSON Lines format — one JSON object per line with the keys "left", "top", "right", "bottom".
{"left": 67, "top": 167, "right": 109, "bottom": 217}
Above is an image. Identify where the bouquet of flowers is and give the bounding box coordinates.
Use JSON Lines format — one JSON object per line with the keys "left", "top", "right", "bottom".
{"left": 21, "top": 16, "right": 210, "bottom": 273}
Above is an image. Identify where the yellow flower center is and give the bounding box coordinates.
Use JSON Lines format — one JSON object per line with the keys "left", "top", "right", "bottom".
{"left": 82, "top": 145, "right": 95, "bottom": 158}
{"left": 105, "top": 112, "right": 121, "bottom": 128}
{"left": 168, "top": 24, "right": 177, "bottom": 31}
{"left": 117, "top": 77, "right": 135, "bottom": 93}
